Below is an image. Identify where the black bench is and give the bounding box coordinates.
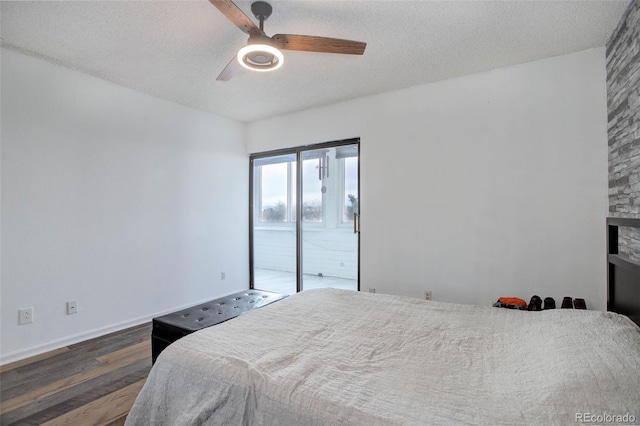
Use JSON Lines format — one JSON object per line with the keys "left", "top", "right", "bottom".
{"left": 151, "top": 289, "right": 287, "bottom": 363}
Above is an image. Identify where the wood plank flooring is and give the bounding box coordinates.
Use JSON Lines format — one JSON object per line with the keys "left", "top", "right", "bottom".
{"left": 0, "top": 323, "right": 152, "bottom": 426}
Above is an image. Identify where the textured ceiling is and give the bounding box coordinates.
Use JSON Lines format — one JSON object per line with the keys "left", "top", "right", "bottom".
{"left": 0, "top": 0, "right": 631, "bottom": 123}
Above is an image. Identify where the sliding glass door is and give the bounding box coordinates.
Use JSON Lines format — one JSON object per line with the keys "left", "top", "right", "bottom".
{"left": 250, "top": 140, "right": 359, "bottom": 294}
{"left": 299, "top": 145, "right": 359, "bottom": 291}
{"left": 251, "top": 152, "right": 297, "bottom": 295}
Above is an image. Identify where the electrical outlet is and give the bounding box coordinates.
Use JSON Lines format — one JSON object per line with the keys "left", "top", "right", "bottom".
{"left": 19, "top": 307, "right": 33, "bottom": 325}
{"left": 369, "top": 288, "right": 376, "bottom": 293}
{"left": 67, "top": 301, "right": 78, "bottom": 315}
{"left": 424, "top": 291, "right": 432, "bottom": 301}
{"left": 220, "top": 272, "right": 226, "bottom": 280}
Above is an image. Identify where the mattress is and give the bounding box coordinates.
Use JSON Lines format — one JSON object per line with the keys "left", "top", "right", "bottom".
{"left": 126, "top": 288, "right": 640, "bottom": 425}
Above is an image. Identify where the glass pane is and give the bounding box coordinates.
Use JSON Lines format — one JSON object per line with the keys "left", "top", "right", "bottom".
{"left": 343, "top": 157, "right": 358, "bottom": 222}
{"left": 253, "top": 157, "right": 296, "bottom": 295}
{"left": 301, "top": 145, "right": 358, "bottom": 292}
{"left": 259, "top": 163, "right": 287, "bottom": 222}
{"left": 291, "top": 166, "right": 297, "bottom": 222}
{"left": 302, "top": 158, "right": 322, "bottom": 222}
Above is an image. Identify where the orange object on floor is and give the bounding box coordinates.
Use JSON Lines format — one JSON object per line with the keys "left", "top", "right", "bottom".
{"left": 497, "top": 297, "right": 528, "bottom": 308}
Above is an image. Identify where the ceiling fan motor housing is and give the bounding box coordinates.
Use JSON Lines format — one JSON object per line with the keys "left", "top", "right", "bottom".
{"left": 241, "top": 33, "right": 280, "bottom": 68}
{"left": 240, "top": 1, "right": 278, "bottom": 68}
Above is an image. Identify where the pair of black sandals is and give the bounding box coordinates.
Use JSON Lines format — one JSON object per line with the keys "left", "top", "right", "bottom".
{"left": 528, "top": 295, "right": 586, "bottom": 311}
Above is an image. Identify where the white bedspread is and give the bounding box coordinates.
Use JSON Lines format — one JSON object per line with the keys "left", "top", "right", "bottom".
{"left": 126, "top": 288, "right": 640, "bottom": 425}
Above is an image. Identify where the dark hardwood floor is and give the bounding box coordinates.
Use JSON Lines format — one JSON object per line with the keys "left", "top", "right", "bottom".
{"left": 0, "top": 322, "right": 152, "bottom": 425}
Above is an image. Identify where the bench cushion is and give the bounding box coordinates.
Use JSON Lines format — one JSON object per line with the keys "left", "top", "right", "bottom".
{"left": 152, "top": 289, "right": 286, "bottom": 363}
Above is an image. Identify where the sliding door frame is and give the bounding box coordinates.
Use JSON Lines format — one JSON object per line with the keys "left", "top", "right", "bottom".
{"left": 249, "top": 137, "right": 360, "bottom": 293}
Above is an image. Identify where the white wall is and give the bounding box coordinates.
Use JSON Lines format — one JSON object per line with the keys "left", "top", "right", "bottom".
{"left": 248, "top": 48, "right": 609, "bottom": 310}
{"left": 1, "top": 48, "right": 249, "bottom": 363}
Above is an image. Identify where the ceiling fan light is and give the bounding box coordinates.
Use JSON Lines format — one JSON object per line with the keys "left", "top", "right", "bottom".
{"left": 237, "top": 44, "right": 284, "bottom": 72}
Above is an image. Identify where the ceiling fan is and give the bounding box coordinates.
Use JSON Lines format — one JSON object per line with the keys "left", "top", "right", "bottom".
{"left": 210, "top": 0, "right": 367, "bottom": 81}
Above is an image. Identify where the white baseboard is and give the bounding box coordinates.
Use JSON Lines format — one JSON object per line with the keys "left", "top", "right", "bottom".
{"left": 0, "top": 295, "right": 221, "bottom": 366}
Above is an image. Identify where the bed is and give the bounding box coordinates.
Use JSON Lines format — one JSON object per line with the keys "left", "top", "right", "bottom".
{"left": 126, "top": 219, "right": 640, "bottom": 425}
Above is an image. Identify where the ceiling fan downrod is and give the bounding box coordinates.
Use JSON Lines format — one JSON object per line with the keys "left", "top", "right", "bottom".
{"left": 251, "top": 1, "right": 272, "bottom": 32}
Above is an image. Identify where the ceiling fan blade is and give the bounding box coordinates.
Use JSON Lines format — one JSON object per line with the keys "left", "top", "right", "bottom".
{"left": 209, "top": 0, "right": 261, "bottom": 35}
{"left": 217, "top": 56, "right": 242, "bottom": 81}
{"left": 272, "top": 34, "right": 366, "bottom": 55}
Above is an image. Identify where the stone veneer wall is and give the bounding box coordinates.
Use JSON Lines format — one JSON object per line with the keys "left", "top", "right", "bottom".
{"left": 607, "top": 0, "right": 640, "bottom": 262}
